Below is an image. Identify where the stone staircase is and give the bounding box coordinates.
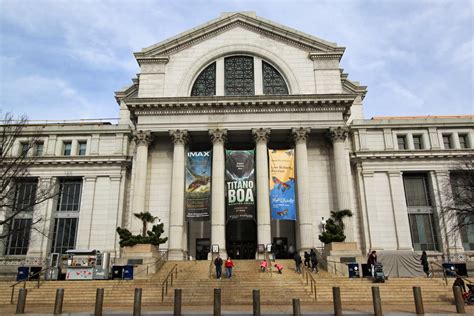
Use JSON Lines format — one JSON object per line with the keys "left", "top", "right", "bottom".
{"left": 0, "top": 259, "right": 455, "bottom": 312}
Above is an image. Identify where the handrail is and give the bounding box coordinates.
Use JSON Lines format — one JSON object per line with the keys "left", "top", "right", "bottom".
{"left": 132, "top": 250, "right": 168, "bottom": 277}
{"left": 161, "top": 264, "right": 178, "bottom": 302}
{"left": 209, "top": 254, "right": 214, "bottom": 279}
{"left": 429, "top": 261, "right": 448, "bottom": 285}
{"left": 317, "top": 255, "right": 345, "bottom": 277}
{"left": 302, "top": 266, "right": 318, "bottom": 301}
{"left": 10, "top": 266, "right": 52, "bottom": 304}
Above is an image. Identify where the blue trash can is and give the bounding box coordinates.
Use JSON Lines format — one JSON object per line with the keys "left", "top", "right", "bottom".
{"left": 442, "top": 263, "right": 456, "bottom": 277}
{"left": 123, "top": 265, "right": 134, "bottom": 280}
{"left": 17, "top": 267, "right": 29, "bottom": 281}
{"left": 348, "top": 263, "right": 360, "bottom": 278}
{"left": 112, "top": 265, "right": 123, "bottom": 280}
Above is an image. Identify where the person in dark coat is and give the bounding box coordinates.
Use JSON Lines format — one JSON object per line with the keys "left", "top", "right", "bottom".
{"left": 294, "top": 252, "right": 302, "bottom": 273}
{"left": 214, "top": 254, "right": 223, "bottom": 279}
{"left": 304, "top": 251, "right": 310, "bottom": 268}
{"left": 310, "top": 249, "right": 318, "bottom": 273}
{"left": 367, "top": 251, "right": 377, "bottom": 277}
{"left": 420, "top": 251, "right": 431, "bottom": 277}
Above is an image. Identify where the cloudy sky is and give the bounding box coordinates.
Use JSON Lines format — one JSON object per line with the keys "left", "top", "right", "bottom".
{"left": 0, "top": 0, "right": 472, "bottom": 121}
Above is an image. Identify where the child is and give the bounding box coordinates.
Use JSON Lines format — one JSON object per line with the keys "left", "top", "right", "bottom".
{"left": 260, "top": 260, "right": 268, "bottom": 272}
{"left": 274, "top": 263, "right": 284, "bottom": 274}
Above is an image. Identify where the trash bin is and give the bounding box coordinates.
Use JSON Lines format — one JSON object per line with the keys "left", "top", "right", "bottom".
{"left": 123, "top": 265, "right": 134, "bottom": 280}
{"left": 361, "top": 263, "right": 372, "bottom": 277}
{"left": 454, "top": 263, "right": 468, "bottom": 277}
{"left": 348, "top": 263, "right": 360, "bottom": 278}
{"left": 112, "top": 265, "right": 123, "bottom": 280}
{"left": 17, "top": 267, "right": 29, "bottom": 281}
{"left": 29, "top": 266, "right": 42, "bottom": 280}
{"left": 442, "top": 263, "right": 456, "bottom": 277}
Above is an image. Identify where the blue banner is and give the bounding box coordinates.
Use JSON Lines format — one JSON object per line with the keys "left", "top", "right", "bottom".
{"left": 269, "top": 149, "right": 296, "bottom": 220}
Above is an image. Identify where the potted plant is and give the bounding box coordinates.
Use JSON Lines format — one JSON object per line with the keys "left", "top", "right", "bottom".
{"left": 319, "top": 209, "right": 353, "bottom": 249}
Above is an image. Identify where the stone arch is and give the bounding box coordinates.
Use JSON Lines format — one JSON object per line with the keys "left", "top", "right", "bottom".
{"left": 179, "top": 44, "right": 300, "bottom": 96}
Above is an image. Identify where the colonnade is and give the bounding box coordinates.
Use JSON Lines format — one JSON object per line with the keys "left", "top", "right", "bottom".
{"left": 131, "top": 127, "right": 353, "bottom": 260}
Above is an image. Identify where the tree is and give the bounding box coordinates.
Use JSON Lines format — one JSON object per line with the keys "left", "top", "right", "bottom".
{"left": 318, "top": 209, "right": 353, "bottom": 244}
{"left": 0, "top": 112, "right": 57, "bottom": 244}
{"left": 133, "top": 211, "right": 158, "bottom": 237}
{"left": 116, "top": 222, "right": 168, "bottom": 247}
{"left": 440, "top": 159, "right": 474, "bottom": 237}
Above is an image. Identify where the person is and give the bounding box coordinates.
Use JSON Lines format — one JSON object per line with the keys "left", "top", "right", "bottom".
{"left": 214, "top": 254, "right": 223, "bottom": 279}
{"left": 274, "top": 263, "right": 284, "bottom": 274}
{"left": 453, "top": 276, "right": 466, "bottom": 294}
{"left": 367, "top": 251, "right": 377, "bottom": 278}
{"left": 288, "top": 244, "right": 295, "bottom": 259}
{"left": 310, "top": 249, "right": 318, "bottom": 273}
{"left": 294, "top": 252, "right": 302, "bottom": 273}
{"left": 270, "top": 243, "right": 276, "bottom": 261}
{"left": 225, "top": 257, "right": 234, "bottom": 279}
{"left": 304, "top": 251, "right": 310, "bottom": 268}
{"left": 260, "top": 260, "right": 268, "bottom": 272}
{"left": 420, "top": 251, "right": 431, "bottom": 277}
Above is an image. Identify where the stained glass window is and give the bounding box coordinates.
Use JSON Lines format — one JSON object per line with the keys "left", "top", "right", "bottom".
{"left": 225, "top": 56, "right": 254, "bottom": 96}
{"left": 191, "top": 62, "right": 216, "bottom": 96}
{"left": 262, "top": 61, "right": 289, "bottom": 95}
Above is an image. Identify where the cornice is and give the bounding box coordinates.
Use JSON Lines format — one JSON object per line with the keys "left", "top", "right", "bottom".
{"left": 136, "top": 56, "right": 169, "bottom": 66}
{"left": 351, "top": 150, "right": 474, "bottom": 162}
{"left": 308, "top": 52, "right": 344, "bottom": 61}
{"left": 4, "top": 156, "right": 133, "bottom": 167}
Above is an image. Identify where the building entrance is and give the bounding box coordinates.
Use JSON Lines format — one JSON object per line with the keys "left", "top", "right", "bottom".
{"left": 226, "top": 220, "right": 256, "bottom": 259}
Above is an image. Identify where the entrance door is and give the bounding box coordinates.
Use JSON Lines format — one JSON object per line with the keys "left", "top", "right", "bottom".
{"left": 226, "top": 220, "right": 256, "bottom": 259}
{"left": 273, "top": 237, "right": 288, "bottom": 259}
{"left": 195, "top": 238, "right": 210, "bottom": 260}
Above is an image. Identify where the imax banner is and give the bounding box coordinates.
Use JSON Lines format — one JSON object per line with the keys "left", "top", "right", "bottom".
{"left": 269, "top": 149, "right": 296, "bottom": 220}
{"left": 225, "top": 149, "right": 255, "bottom": 221}
{"left": 185, "top": 151, "right": 212, "bottom": 221}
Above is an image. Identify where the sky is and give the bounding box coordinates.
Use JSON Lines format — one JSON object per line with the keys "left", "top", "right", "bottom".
{"left": 0, "top": 0, "right": 472, "bottom": 121}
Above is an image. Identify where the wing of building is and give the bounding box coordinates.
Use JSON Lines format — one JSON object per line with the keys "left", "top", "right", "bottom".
{"left": 1, "top": 12, "right": 473, "bottom": 272}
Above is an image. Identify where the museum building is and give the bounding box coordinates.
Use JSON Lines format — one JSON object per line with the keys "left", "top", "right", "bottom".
{"left": 1, "top": 12, "right": 473, "bottom": 268}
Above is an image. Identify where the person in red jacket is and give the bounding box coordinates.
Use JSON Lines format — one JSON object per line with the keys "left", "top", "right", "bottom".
{"left": 225, "top": 257, "right": 234, "bottom": 278}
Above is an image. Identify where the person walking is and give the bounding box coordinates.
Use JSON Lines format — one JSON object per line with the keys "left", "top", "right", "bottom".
{"left": 225, "top": 257, "right": 234, "bottom": 279}
{"left": 294, "top": 252, "right": 302, "bottom": 273}
{"left": 214, "top": 254, "right": 223, "bottom": 279}
{"left": 303, "top": 251, "right": 310, "bottom": 268}
{"left": 420, "top": 251, "right": 431, "bottom": 277}
{"left": 310, "top": 249, "right": 318, "bottom": 273}
{"left": 367, "top": 251, "right": 377, "bottom": 278}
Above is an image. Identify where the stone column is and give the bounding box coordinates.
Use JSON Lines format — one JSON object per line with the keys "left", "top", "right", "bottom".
{"left": 252, "top": 128, "right": 271, "bottom": 258}
{"left": 168, "top": 130, "right": 188, "bottom": 260}
{"left": 328, "top": 127, "right": 355, "bottom": 242}
{"left": 131, "top": 130, "right": 152, "bottom": 234}
{"left": 76, "top": 176, "right": 97, "bottom": 249}
{"left": 209, "top": 129, "right": 227, "bottom": 258}
{"left": 292, "top": 127, "right": 313, "bottom": 253}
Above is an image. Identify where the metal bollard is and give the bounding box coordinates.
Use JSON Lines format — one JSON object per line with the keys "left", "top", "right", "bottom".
{"left": 453, "top": 286, "right": 466, "bottom": 314}
{"left": 214, "top": 288, "right": 221, "bottom": 316}
{"left": 292, "top": 298, "right": 301, "bottom": 316}
{"left": 53, "top": 288, "right": 64, "bottom": 315}
{"left": 15, "top": 288, "right": 27, "bottom": 314}
{"left": 333, "top": 287, "right": 342, "bottom": 316}
{"left": 371, "top": 286, "right": 382, "bottom": 316}
{"left": 412, "top": 286, "right": 424, "bottom": 315}
{"left": 94, "top": 288, "right": 104, "bottom": 316}
{"left": 133, "top": 288, "right": 142, "bottom": 316}
{"left": 174, "top": 288, "right": 182, "bottom": 316}
{"left": 253, "top": 289, "right": 260, "bottom": 316}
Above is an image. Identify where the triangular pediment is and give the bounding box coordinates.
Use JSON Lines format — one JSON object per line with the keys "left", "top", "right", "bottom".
{"left": 134, "top": 12, "right": 345, "bottom": 59}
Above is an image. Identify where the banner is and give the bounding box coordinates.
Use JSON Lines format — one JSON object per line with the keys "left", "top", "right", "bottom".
{"left": 269, "top": 149, "right": 296, "bottom": 220}
{"left": 225, "top": 150, "right": 255, "bottom": 221}
{"left": 185, "top": 151, "right": 212, "bottom": 221}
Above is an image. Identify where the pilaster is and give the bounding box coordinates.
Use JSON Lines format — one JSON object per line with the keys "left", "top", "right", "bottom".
{"left": 387, "top": 171, "right": 413, "bottom": 250}
{"left": 76, "top": 176, "right": 97, "bottom": 249}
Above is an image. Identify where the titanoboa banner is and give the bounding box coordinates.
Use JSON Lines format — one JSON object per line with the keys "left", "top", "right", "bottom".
{"left": 225, "top": 149, "right": 255, "bottom": 221}
{"left": 269, "top": 149, "right": 296, "bottom": 220}
{"left": 185, "top": 151, "right": 211, "bottom": 221}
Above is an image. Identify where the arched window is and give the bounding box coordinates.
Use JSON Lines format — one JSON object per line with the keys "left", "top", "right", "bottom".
{"left": 262, "top": 61, "right": 289, "bottom": 95}
{"left": 224, "top": 56, "right": 255, "bottom": 96}
{"left": 191, "top": 62, "right": 216, "bottom": 96}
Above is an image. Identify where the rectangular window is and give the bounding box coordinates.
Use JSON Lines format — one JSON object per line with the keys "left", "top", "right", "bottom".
{"left": 459, "top": 134, "right": 468, "bottom": 149}
{"left": 78, "top": 142, "right": 87, "bottom": 156}
{"left": 15, "top": 179, "right": 38, "bottom": 213}
{"left": 34, "top": 142, "right": 44, "bottom": 156}
{"left": 397, "top": 135, "right": 407, "bottom": 150}
{"left": 403, "top": 175, "right": 432, "bottom": 206}
{"left": 459, "top": 214, "right": 474, "bottom": 251}
{"left": 413, "top": 135, "right": 423, "bottom": 150}
{"left": 408, "top": 214, "right": 439, "bottom": 251}
{"left": 57, "top": 178, "right": 82, "bottom": 212}
{"left": 443, "top": 134, "right": 452, "bottom": 149}
{"left": 63, "top": 141, "right": 72, "bottom": 156}
{"left": 5, "top": 218, "right": 32, "bottom": 255}
{"left": 20, "top": 142, "right": 30, "bottom": 156}
{"left": 51, "top": 218, "right": 78, "bottom": 254}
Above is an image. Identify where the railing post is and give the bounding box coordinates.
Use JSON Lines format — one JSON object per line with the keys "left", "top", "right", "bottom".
{"left": 133, "top": 288, "right": 142, "bottom": 316}
{"left": 253, "top": 289, "right": 260, "bottom": 316}
{"left": 292, "top": 298, "right": 301, "bottom": 316}
{"left": 371, "top": 286, "right": 382, "bottom": 316}
{"left": 53, "top": 288, "right": 64, "bottom": 315}
{"left": 171, "top": 272, "right": 174, "bottom": 286}
{"left": 453, "top": 286, "right": 465, "bottom": 314}
{"left": 174, "top": 288, "right": 182, "bottom": 316}
{"left": 161, "top": 286, "right": 165, "bottom": 303}
{"left": 214, "top": 288, "right": 221, "bottom": 316}
{"left": 305, "top": 271, "right": 309, "bottom": 285}
{"left": 165, "top": 280, "right": 168, "bottom": 295}
{"left": 15, "top": 288, "right": 27, "bottom": 314}
{"left": 412, "top": 286, "right": 424, "bottom": 315}
{"left": 94, "top": 288, "right": 104, "bottom": 316}
{"left": 313, "top": 282, "right": 317, "bottom": 301}
{"left": 333, "top": 287, "right": 342, "bottom": 316}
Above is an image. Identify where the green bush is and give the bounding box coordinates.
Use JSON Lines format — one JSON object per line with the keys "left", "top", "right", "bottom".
{"left": 116, "top": 222, "right": 168, "bottom": 247}
{"left": 318, "top": 209, "right": 353, "bottom": 244}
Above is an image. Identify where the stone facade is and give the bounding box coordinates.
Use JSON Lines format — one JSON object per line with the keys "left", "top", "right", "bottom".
{"left": 1, "top": 12, "right": 473, "bottom": 271}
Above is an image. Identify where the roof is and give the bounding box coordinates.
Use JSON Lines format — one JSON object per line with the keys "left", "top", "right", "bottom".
{"left": 372, "top": 115, "right": 474, "bottom": 120}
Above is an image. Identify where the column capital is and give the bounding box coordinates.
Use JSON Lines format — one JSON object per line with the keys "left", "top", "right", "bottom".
{"left": 209, "top": 129, "right": 227, "bottom": 144}
{"left": 292, "top": 127, "right": 311, "bottom": 143}
{"left": 169, "top": 129, "right": 189, "bottom": 145}
{"left": 252, "top": 128, "right": 271, "bottom": 144}
{"left": 327, "top": 127, "right": 349, "bottom": 143}
{"left": 133, "top": 130, "right": 152, "bottom": 146}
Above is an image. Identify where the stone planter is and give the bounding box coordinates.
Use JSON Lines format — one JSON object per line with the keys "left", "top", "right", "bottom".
{"left": 322, "top": 242, "right": 363, "bottom": 277}
{"left": 116, "top": 244, "right": 161, "bottom": 278}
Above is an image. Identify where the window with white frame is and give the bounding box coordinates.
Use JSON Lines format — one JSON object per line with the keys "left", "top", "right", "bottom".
{"left": 451, "top": 171, "right": 474, "bottom": 251}
{"left": 34, "top": 142, "right": 44, "bottom": 156}
{"left": 397, "top": 135, "right": 408, "bottom": 149}
{"left": 442, "top": 134, "right": 452, "bottom": 149}
{"left": 413, "top": 135, "right": 423, "bottom": 150}
{"left": 78, "top": 141, "right": 87, "bottom": 156}
{"left": 63, "top": 141, "right": 72, "bottom": 156}
{"left": 459, "top": 134, "right": 469, "bottom": 149}
{"left": 5, "top": 218, "right": 32, "bottom": 255}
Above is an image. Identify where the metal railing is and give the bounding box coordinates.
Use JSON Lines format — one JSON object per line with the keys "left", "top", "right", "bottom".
{"left": 302, "top": 266, "right": 318, "bottom": 301}
{"left": 429, "top": 261, "right": 448, "bottom": 285}
{"left": 317, "top": 255, "right": 345, "bottom": 277}
{"left": 132, "top": 250, "right": 168, "bottom": 277}
{"left": 10, "top": 266, "right": 52, "bottom": 304}
{"left": 161, "top": 264, "right": 178, "bottom": 302}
